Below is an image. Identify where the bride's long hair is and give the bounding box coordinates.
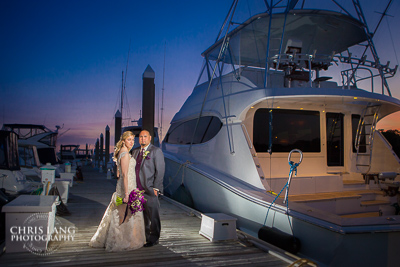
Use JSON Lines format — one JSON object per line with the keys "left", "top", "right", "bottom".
{"left": 113, "top": 131, "right": 134, "bottom": 162}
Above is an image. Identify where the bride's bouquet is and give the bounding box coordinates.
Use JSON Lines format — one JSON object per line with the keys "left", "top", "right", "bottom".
{"left": 116, "top": 189, "right": 147, "bottom": 224}
{"left": 127, "top": 188, "right": 147, "bottom": 214}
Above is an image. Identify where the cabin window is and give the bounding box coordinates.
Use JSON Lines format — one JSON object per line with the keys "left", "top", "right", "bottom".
{"left": 19, "top": 147, "right": 36, "bottom": 167}
{"left": 352, "top": 114, "right": 366, "bottom": 153}
{"left": 39, "top": 133, "right": 56, "bottom": 147}
{"left": 253, "top": 109, "right": 320, "bottom": 153}
{"left": 326, "top": 113, "right": 344, "bottom": 166}
{"left": 164, "top": 116, "right": 222, "bottom": 145}
{"left": 37, "top": 148, "right": 58, "bottom": 165}
{"left": 0, "top": 131, "right": 20, "bottom": 170}
{"left": 0, "top": 143, "right": 5, "bottom": 169}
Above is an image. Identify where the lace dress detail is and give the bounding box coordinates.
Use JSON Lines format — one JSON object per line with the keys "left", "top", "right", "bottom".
{"left": 89, "top": 152, "right": 146, "bottom": 251}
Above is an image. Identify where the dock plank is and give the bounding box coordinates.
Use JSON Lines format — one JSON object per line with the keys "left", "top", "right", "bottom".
{"left": 0, "top": 166, "right": 289, "bottom": 267}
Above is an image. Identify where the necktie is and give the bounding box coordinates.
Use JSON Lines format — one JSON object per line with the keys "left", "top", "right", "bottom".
{"left": 135, "top": 149, "right": 144, "bottom": 190}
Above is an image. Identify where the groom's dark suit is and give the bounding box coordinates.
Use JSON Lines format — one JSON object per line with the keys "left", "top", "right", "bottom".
{"left": 132, "top": 144, "right": 165, "bottom": 245}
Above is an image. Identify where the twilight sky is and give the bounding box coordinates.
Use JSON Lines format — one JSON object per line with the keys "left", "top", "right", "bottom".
{"left": 1, "top": 0, "right": 400, "bottom": 151}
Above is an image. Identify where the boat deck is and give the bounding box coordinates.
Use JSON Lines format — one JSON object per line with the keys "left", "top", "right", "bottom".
{"left": 0, "top": 165, "right": 291, "bottom": 266}
{"left": 289, "top": 189, "right": 384, "bottom": 202}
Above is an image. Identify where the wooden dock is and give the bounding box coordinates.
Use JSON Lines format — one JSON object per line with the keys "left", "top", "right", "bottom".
{"left": 0, "top": 166, "right": 294, "bottom": 266}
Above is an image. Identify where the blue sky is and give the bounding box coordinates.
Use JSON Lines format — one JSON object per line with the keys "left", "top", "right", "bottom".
{"left": 1, "top": 0, "right": 400, "bottom": 150}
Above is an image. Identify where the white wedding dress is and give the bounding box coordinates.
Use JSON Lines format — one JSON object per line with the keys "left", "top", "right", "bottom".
{"left": 89, "top": 152, "right": 146, "bottom": 251}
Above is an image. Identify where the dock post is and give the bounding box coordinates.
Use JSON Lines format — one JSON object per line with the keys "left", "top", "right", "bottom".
{"left": 105, "top": 125, "right": 110, "bottom": 178}
{"left": 100, "top": 133, "right": 104, "bottom": 172}
{"left": 114, "top": 110, "right": 122, "bottom": 145}
{"left": 114, "top": 110, "right": 122, "bottom": 178}
{"left": 95, "top": 139, "right": 99, "bottom": 168}
{"left": 85, "top": 143, "right": 89, "bottom": 164}
{"left": 142, "top": 65, "right": 155, "bottom": 144}
{"left": 105, "top": 125, "right": 110, "bottom": 166}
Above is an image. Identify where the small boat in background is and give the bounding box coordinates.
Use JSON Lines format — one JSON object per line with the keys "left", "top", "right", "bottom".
{"left": 2, "top": 124, "right": 59, "bottom": 166}
{"left": 1, "top": 123, "right": 67, "bottom": 177}
{"left": 58, "top": 144, "right": 79, "bottom": 163}
{"left": 0, "top": 130, "right": 41, "bottom": 194}
{"left": 162, "top": 0, "right": 400, "bottom": 266}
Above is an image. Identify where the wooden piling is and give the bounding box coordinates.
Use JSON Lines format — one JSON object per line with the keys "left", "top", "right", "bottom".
{"left": 142, "top": 65, "right": 155, "bottom": 144}
{"left": 95, "top": 139, "right": 99, "bottom": 168}
{"left": 99, "top": 133, "right": 104, "bottom": 170}
{"left": 105, "top": 125, "right": 110, "bottom": 166}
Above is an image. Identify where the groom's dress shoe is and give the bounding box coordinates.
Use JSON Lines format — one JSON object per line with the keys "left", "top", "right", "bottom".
{"left": 144, "top": 241, "right": 159, "bottom": 247}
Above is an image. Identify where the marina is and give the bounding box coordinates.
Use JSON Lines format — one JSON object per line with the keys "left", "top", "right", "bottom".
{"left": 1, "top": 0, "right": 400, "bottom": 266}
{"left": 0, "top": 166, "right": 297, "bottom": 266}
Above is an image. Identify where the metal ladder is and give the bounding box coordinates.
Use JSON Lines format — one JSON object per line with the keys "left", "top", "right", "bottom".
{"left": 355, "top": 104, "right": 380, "bottom": 173}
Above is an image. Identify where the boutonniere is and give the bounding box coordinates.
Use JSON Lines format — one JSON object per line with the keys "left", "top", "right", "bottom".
{"left": 143, "top": 150, "right": 150, "bottom": 160}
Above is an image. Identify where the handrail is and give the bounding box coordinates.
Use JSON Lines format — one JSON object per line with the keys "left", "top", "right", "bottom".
{"left": 266, "top": 52, "right": 397, "bottom": 95}
{"left": 341, "top": 67, "right": 374, "bottom": 92}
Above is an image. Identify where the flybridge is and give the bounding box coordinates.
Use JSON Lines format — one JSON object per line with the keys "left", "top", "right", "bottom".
{"left": 2, "top": 124, "right": 56, "bottom": 139}
{"left": 203, "top": 10, "right": 367, "bottom": 67}
{"left": 2, "top": 123, "right": 58, "bottom": 148}
{"left": 197, "top": 0, "right": 397, "bottom": 96}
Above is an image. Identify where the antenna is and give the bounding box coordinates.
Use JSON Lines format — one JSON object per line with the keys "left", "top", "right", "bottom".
{"left": 160, "top": 42, "right": 166, "bottom": 140}
{"left": 121, "top": 40, "right": 132, "bottom": 126}
{"left": 124, "top": 39, "right": 131, "bottom": 104}
{"left": 58, "top": 128, "right": 71, "bottom": 138}
{"left": 121, "top": 70, "right": 124, "bottom": 121}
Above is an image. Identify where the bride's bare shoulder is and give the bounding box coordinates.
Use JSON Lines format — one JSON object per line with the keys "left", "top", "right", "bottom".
{"left": 116, "top": 147, "right": 130, "bottom": 159}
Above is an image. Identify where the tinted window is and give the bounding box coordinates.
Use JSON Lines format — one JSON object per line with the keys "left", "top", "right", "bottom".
{"left": 253, "top": 109, "right": 320, "bottom": 153}
{"left": 37, "top": 148, "right": 58, "bottom": 165}
{"left": 165, "top": 116, "right": 222, "bottom": 144}
{"left": 0, "top": 131, "right": 20, "bottom": 170}
{"left": 39, "top": 133, "right": 57, "bottom": 147}
{"left": 19, "top": 147, "right": 36, "bottom": 167}
{"left": 0, "top": 142, "right": 5, "bottom": 169}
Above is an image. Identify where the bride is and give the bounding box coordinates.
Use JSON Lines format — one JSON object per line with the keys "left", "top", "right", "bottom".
{"left": 89, "top": 131, "right": 145, "bottom": 251}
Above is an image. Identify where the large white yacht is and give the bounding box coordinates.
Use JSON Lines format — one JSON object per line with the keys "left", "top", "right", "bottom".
{"left": 162, "top": 1, "right": 400, "bottom": 266}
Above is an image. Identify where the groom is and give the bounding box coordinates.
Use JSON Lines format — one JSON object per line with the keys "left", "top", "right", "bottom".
{"left": 132, "top": 130, "right": 165, "bottom": 247}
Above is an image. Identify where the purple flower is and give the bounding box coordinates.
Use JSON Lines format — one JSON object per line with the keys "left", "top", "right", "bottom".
{"left": 128, "top": 188, "right": 147, "bottom": 215}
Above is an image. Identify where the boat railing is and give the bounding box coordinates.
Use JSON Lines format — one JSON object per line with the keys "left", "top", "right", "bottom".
{"left": 266, "top": 52, "right": 397, "bottom": 95}
{"left": 335, "top": 54, "right": 397, "bottom": 95}
{"left": 340, "top": 67, "right": 374, "bottom": 91}
{"left": 270, "top": 53, "right": 333, "bottom": 69}
{"left": 268, "top": 53, "right": 334, "bottom": 88}
{"left": 335, "top": 54, "right": 397, "bottom": 77}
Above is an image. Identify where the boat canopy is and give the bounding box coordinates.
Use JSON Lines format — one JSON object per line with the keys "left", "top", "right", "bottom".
{"left": 2, "top": 124, "right": 53, "bottom": 138}
{"left": 202, "top": 9, "right": 368, "bottom": 68}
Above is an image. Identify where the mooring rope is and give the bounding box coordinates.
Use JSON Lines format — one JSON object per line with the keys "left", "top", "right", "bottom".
{"left": 164, "top": 160, "right": 192, "bottom": 190}
{"left": 263, "top": 149, "right": 302, "bottom": 234}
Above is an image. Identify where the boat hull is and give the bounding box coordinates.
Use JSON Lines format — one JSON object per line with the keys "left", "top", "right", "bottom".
{"left": 164, "top": 156, "right": 400, "bottom": 266}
